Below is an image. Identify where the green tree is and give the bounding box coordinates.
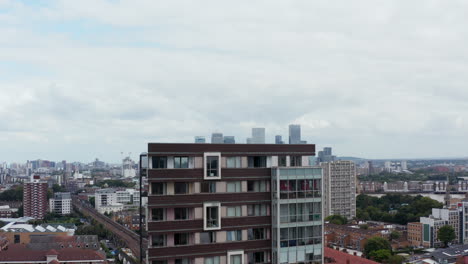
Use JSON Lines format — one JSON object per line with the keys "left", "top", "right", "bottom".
{"left": 325, "top": 215, "right": 348, "bottom": 225}
{"left": 359, "top": 224, "right": 369, "bottom": 230}
{"left": 0, "top": 186, "right": 23, "bottom": 201}
{"left": 0, "top": 221, "right": 5, "bottom": 228}
{"left": 389, "top": 231, "right": 401, "bottom": 241}
{"left": 368, "top": 249, "right": 391, "bottom": 263}
{"left": 438, "top": 225, "right": 456, "bottom": 247}
{"left": 52, "top": 184, "right": 66, "bottom": 193}
{"left": 89, "top": 197, "right": 95, "bottom": 207}
{"left": 386, "top": 255, "right": 405, "bottom": 264}
{"left": 364, "top": 236, "right": 392, "bottom": 257}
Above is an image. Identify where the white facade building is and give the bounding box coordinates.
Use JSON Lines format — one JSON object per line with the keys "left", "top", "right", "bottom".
{"left": 95, "top": 188, "right": 123, "bottom": 214}
{"left": 49, "top": 192, "right": 72, "bottom": 215}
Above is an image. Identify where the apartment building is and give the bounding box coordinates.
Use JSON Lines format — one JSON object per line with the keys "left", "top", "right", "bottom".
{"left": 320, "top": 161, "right": 356, "bottom": 220}
{"left": 23, "top": 176, "right": 48, "bottom": 219}
{"left": 49, "top": 192, "right": 72, "bottom": 215}
{"left": 407, "top": 222, "right": 423, "bottom": 247}
{"left": 95, "top": 189, "right": 123, "bottom": 214}
{"left": 143, "top": 143, "right": 323, "bottom": 264}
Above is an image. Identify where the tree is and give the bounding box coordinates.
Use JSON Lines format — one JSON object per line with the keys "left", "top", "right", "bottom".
{"left": 438, "top": 225, "right": 456, "bottom": 247}
{"left": 52, "top": 184, "right": 66, "bottom": 193}
{"left": 0, "top": 221, "right": 5, "bottom": 228}
{"left": 364, "top": 236, "right": 392, "bottom": 257}
{"left": 359, "top": 224, "right": 369, "bottom": 230}
{"left": 386, "top": 255, "right": 406, "bottom": 264}
{"left": 368, "top": 249, "right": 391, "bottom": 263}
{"left": 325, "top": 215, "right": 348, "bottom": 225}
{"left": 389, "top": 231, "right": 401, "bottom": 241}
{"left": 89, "top": 197, "right": 95, "bottom": 207}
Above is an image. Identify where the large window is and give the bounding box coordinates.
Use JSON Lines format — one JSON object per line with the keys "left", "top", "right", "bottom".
{"left": 153, "top": 261, "right": 167, "bottom": 264}
{"left": 206, "top": 156, "right": 219, "bottom": 177}
{"left": 227, "top": 157, "right": 242, "bottom": 168}
{"left": 229, "top": 254, "right": 243, "bottom": 264}
{"left": 247, "top": 181, "right": 266, "bottom": 192}
{"left": 278, "top": 156, "right": 287, "bottom": 167}
{"left": 280, "top": 179, "right": 321, "bottom": 199}
{"left": 152, "top": 156, "right": 167, "bottom": 168}
{"left": 247, "top": 204, "right": 267, "bottom": 216}
{"left": 205, "top": 257, "right": 220, "bottom": 264}
{"left": 248, "top": 252, "right": 265, "bottom": 264}
{"left": 227, "top": 206, "right": 242, "bottom": 217}
{"left": 204, "top": 203, "right": 221, "bottom": 230}
{"left": 248, "top": 228, "right": 265, "bottom": 240}
{"left": 201, "top": 182, "right": 216, "bottom": 193}
{"left": 290, "top": 156, "right": 302, "bottom": 167}
{"left": 200, "top": 231, "right": 216, "bottom": 244}
{"left": 175, "top": 259, "right": 191, "bottom": 264}
{"left": 151, "top": 182, "right": 166, "bottom": 195}
{"left": 227, "top": 181, "right": 241, "bottom": 192}
{"left": 227, "top": 230, "right": 242, "bottom": 241}
{"left": 248, "top": 156, "right": 267, "bottom": 168}
{"left": 280, "top": 226, "right": 321, "bottom": 247}
{"left": 174, "top": 156, "right": 189, "bottom": 168}
{"left": 175, "top": 208, "right": 189, "bottom": 220}
{"left": 174, "top": 233, "right": 189, "bottom": 245}
{"left": 280, "top": 203, "right": 321, "bottom": 223}
{"left": 152, "top": 234, "right": 166, "bottom": 247}
{"left": 175, "top": 182, "right": 189, "bottom": 194}
{"left": 152, "top": 208, "right": 165, "bottom": 221}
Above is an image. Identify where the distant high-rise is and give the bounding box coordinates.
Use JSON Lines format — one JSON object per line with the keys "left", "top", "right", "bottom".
{"left": 289, "top": 124, "right": 301, "bottom": 144}
{"left": 321, "top": 160, "right": 356, "bottom": 219}
{"left": 246, "top": 138, "right": 252, "bottom": 144}
{"left": 275, "top": 135, "right": 284, "bottom": 144}
{"left": 317, "top": 147, "right": 336, "bottom": 164}
{"left": 211, "top": 132, "right": 224, "bottom": 144}
{"left": 23, "top": 175, "right": 48, "bottom": 219}
{"left": 194, "top": 136, "right": 206, "bottom": 143}
{"left": 223, "top": 136, "right": 235, "bottom": 144}
{"left": 251, "top": 128, "right": 265, "bottom": 144}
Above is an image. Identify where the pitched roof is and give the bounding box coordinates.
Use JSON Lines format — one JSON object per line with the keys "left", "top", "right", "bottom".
{"left": 324, "top": 247, "right": 380, "bottom": 264}
{"left": 0, "top": 244, "right": 106, "bottom": 262}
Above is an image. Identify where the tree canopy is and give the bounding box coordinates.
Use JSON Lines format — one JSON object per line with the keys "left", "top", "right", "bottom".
{"left": 364, "top": 236, "right": 392, "bottom": 257}
{"left": 438, "top": 225, "right": 456, "bottom": 247}
{"left": 0, "top": 186, "right": 23, "bottom": 201}
{"left": 325, "top": 215, "right": 348, "bottom": 225}
{"left": 368, "top": 249, "right": 392, "bottom": 263}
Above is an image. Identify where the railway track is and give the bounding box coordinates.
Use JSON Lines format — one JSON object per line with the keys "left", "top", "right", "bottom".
{"left": 72, "top": 197, "right": 146, "bottom": 262}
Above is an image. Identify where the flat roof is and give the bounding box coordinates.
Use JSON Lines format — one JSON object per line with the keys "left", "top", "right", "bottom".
{"left": 147, "top": 143, "right": 315, "bottom": 155}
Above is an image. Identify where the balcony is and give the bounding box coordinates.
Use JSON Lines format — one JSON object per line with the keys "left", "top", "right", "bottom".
{"left": 148, "top": 192, "right": 271, "bottom": 207}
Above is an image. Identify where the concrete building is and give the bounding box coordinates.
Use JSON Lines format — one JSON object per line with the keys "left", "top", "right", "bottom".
{"left": 321, "top": 161, "right": 356, "bottom": 219}
{"left": 288, "top": 124, "right": 301, "bottom": 144}
{"left": 223, "top": 136, "right": 236, "bottom": 144}
{"left": 195, "top": 136, "right": 206, "bottom": 143}
{"left": 316, "top": 148, "right": 336, "bottom": 164}
{"left": 420, "top": 216, "right": 449, "bottom": 248}
{"left": 211, "top": 133, "right": 224, "bottom": 144}
{"left": 407, "top": 222, "right": 423, "bottom": 247}
{"left": 49, "top": 192, "right": 72, "bottom": 215}
{"left": 275, "top": 135, "right": 284, "bottom": 144}
{"left": 23, "top": 176, "right": 48, "bottom": 219}
{"left": 143, "top": 143, "right": 323, "bottom": 264}
{"left": 95, "top": 189, "right": 123, "bottom": 214}
{"left": 116, "top": 188, "right": 140, "bottom": 206}
{"left": 251, "top": 128, "right": 265, "bottom": 144}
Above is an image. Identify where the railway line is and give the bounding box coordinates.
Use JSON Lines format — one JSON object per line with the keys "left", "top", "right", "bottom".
{"left": 72, "top": 197, "right": 146, "bottom": 262}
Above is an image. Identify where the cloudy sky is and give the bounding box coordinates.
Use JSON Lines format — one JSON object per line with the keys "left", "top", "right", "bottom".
{"left": 1, "top": 0, "right": 468, "bottom": 163}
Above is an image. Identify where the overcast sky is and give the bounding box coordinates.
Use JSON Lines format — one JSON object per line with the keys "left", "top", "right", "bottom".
{"left": 1, "top": 0, "right": 468, "bottom": 163}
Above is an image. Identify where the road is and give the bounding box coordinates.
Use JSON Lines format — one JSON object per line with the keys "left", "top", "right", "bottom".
{"left": 72, "top": 197, "right": 146, "bottom": 262}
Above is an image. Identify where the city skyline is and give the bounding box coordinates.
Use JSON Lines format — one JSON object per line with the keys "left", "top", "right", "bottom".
{"left": 2, "top": 1, "right": 468, "bottom": 162}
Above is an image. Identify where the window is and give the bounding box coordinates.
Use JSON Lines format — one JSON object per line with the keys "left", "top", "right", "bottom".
{"left": 175, "top": 208, "right": 189, "bottom": 220}
{"left": 248, "top": 252, "right": 265, "bottom": 264}
{"left": 290, "top": 156, "right": 302, "bottom": 167}
{"left": 200, "top": 231, "right": 216, "bottom": 244}
{"left": 201, "top": 182, "right": 216, "bottom": 193}
{"left": 227, "top": 230, "right": 242, "bottom": 241}
{"left": 153, "top": 261, "right": 168, "bottom": 264}
{"left": 227, "top": 206, "right": 242, "bottom": 217}
{"left": 175, "top": 182, "right": 189, "bottom": 194}
{"left": 229, "top": 254, "right": 243, "bottom": 264}
{"left": 174, "top": 233, "right": 189, "bottom": 245}
{"left": 227, "top": 157, "right": 241, "bottom": 168}
{"left": 204, "top": 202, "right": 221, "bottom": 230}
{"left": 174, "top": 156, "right": 189, "bottom": 168}
{"left": 247, "top": 181, "right": 266, "bottom": 192}
{"left": 206, "top": 156, "right": 219, "bottom": 177}
{"left": 280, "top": 226, "right": 321, "bottom": 247}
{"left": 205, "top": 257, "right": 220, "bottom": 264}
{"left": 151, "top": 182, "right": 166, "bottom": 195}
{"left": 14, "top": 235, "right": 20, "bottom": 244}
{"left": 175, "top": 259, "right": 190, "bottom": 264}
{"left": 248, "top": 156, "right": 267, "bottom": 168}
{"left": 248, "top": 228, "right": 265, "bottom": 240}
{"left": 247, "top": 204, "right": 267, "bottom": 216}
{"left": 152, "top": 208, "right": 165, "bottom": 221}
{"left": 152, "top": 156, "right": 167, "bottom": 168}
{"left": 227, "top": 181, "right": 241, "bottom": 192}
{"left": 152, "top": 234, "right": 166, "bottom": 247}
{"left": 278, "top": 156, "right": 287, "bottom": 167}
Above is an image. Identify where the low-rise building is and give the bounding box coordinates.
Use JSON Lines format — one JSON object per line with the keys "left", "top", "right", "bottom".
{"left": 0, "top": 245, "right": 108, "bottom": 263}
{"left": 1, "top": 223, "right": 76, "bottom": 245}
{"left": 325, "top": 224, "right": 386, "bottom": 252}
{"left": 49, "top": 192, "right": 72, "bottom": 215}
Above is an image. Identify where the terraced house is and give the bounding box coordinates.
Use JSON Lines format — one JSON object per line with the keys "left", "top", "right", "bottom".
{"left": 142, "top": 143, "right": 323, "bottom": 264}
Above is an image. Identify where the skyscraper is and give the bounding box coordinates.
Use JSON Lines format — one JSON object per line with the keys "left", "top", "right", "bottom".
{"left": 251, "top": 128, "right": 265, "bottom": 144}
{"left": 223, "top": 136, "right": 235, "bottom": 144}
{"left": 275, "top": 135, "right": 284, "bottom": 144}
{"left": 321, "top": 160, "right": 356, "bottom": 220}
{"left": 143, "top": 143, "right": 323, "bottom": 264}
{"left": 211, "top": 133, "right": 224, "bottom": 144}
{"left": 195, "top": 136, "right": 206, "bottom": 143}
{"left": 316, "top": 147, "right": 336, "bottom": 164}
{"left": 23, "top": 175, "right": 48, "bottom": 219}
{"left": 288, "top": 124, "right": 301, "bottom": 144}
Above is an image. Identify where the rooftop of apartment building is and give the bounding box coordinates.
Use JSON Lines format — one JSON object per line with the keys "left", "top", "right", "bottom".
{"left": 325, "top": 224, "right": 388, "bottom": 236}
{"left": 0, "top": 244, "right": 107, "bottom": 263}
